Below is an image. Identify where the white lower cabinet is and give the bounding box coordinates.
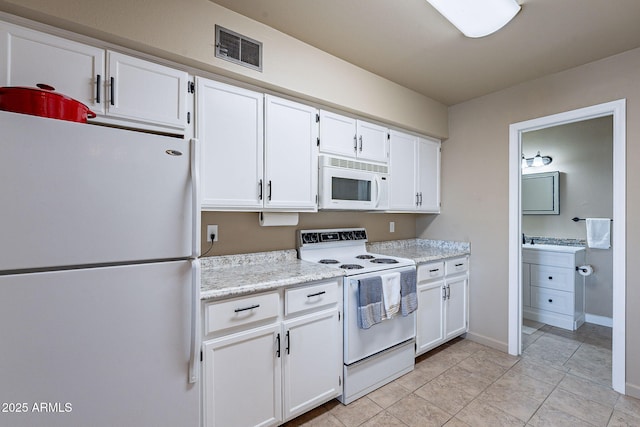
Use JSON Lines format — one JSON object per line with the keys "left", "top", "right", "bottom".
{"left": 202, "top": 279, "right": 342, "bottom": 427}
{"left": 416, "top": 257, "right": 469, "bottom": 356}
{"left": 203, "top": 324, "right": 282, "bottom": 427}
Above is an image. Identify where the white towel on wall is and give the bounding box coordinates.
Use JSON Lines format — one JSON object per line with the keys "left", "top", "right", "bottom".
{"left": 380, "top": 272, "right": 401, "bottom": 319}
{"left": 586, "top": 218, "right": 611, "bottom": 249}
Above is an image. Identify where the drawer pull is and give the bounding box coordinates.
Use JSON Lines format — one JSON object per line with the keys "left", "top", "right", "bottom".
{"left": 285, "top": 330, "right": 290, "bottom": 355}
{"left": 548, "top": 276, "right": 553, "bottom": 280}
{"left": 455, "top": 263, "right": 464, "bottom": 267}
{"left": 234, "top": 304, "right": 260, "bottom": 313}
{"left": 307, "top": 291, "right": 326, "bottom": 298}
{"left": 429, "top": 268, "right": 440, "bottom": 273}
{"left": 548, "top": 299, "right": 553, "bottom": 303}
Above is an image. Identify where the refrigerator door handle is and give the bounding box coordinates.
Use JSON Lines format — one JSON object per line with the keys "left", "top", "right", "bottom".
{"left": 189, "top": 259, "right": 201, "bottom": 384}
{"left": 190, "top": 138, "right": 201, "bottom": 258}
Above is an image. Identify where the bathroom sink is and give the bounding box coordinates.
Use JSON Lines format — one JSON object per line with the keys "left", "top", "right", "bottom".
{"left": 522, "top": 243, "right": 585, "bottom": 253}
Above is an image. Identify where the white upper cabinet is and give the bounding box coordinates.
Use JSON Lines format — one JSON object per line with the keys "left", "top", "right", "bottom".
{"left": 106, "top": 52, "right": 189, "bottom": 129}
{"left": 0, "top": 21, "right": 190, "bottom": 131}
{"left": 389, "top": 130, "right": 441, "bottom": 213}
{"left": 416, "top": 136, "right": 441, "bottom": 212}
{"left": 388, "top": 131, "right": 418, "bottom": 210}
{"left": 319, "top": 110, "right": 388, "bottom": 163}
{"left": 197, "top": 78, "right": 264, "bottom": 210}
{"left": 356, "top": 120, "right": 388, "bottom": 162}
{"left": 197, "top": 81, "right": 318, "bottom": 212}
{"left": 264, "top": 95, "right": 318, "bottom": 211}
{"left": 0, "top": 21, "right": 105, "bottom": 115}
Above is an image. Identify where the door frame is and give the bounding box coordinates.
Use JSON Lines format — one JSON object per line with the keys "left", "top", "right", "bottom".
{"left": 507, "top": 99, "right": 626, "bottom": 394}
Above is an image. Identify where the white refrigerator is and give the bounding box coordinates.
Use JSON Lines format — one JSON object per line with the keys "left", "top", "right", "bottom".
{"left": 0, "top": 111, "right": 200, "bottom": 426}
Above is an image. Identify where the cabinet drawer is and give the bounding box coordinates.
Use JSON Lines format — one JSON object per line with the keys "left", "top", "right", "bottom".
{"left": 530, "top": 265, "right": 574, "bottom": 292}
{"left": 418, "top": 261, "right": 445, "bottom": 282}
{"left": 205, "top": 292, "right": 279, "bottom": 335}
{"left": 522, "top": 250, "right": 576, "bottom": 268}
{"left": 531, "top": 286, "right": 573, "bottom": 315}
{"left": 445, "top": 257, "right": 468, "bottom": 275}
{"left": 285, "top": 280, "right": 338, "bottom": 316}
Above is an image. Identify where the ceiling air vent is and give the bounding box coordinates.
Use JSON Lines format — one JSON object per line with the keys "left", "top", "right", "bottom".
{"left": 215, "top": 25, "right": 262, "bottom": 72}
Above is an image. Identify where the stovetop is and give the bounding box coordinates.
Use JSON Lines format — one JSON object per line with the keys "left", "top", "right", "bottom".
{"left": 297, "top": 228, "right": 415, "bottom": 275}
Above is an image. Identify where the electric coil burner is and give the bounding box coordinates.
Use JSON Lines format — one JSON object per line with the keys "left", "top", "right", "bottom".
{"left": 297, "top": 228, "right": 417, "bottom": 404}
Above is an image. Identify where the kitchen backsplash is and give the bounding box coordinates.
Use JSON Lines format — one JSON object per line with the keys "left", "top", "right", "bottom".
{"left": 523, "top": 235, "right": 586, "bottom": 246}
{"left": 200, "top": 211, "right": 422, "bottom": 256}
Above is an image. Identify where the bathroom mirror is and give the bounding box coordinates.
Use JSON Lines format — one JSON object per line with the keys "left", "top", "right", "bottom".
{"left": 522, "top": 171, "right": 560, "bottom": 214}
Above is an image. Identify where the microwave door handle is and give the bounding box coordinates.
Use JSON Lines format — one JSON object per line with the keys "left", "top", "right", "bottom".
{"left": 373, "top": 175, "right": 382, "bottom": 208}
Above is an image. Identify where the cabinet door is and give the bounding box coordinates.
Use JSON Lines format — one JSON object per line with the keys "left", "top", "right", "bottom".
{"left": 282, "top": 308, "right": 341, "bottom": 421}
{"left": 197, "top": 78, "right": 264, "bottom": 210}
{"left": 444, "top": 275, "right": 468, "bottom": 340}
{"left": 107, "top": 52, "right": 188, "bottom": 128}
{"left": 203, "top": 324, "right": 282, "bottom": 427}
{"left": 0, "top": 21, "right": 104, "bottom": 114}
{"left": 319, "top": 110, "right": 356, "bottom": 158}
{"left": 416, "top": 280, "right": 445, "bottom": 355}
{"left": 264, "top": 95, "right": 318, "bottom": 211}
{"left": 389, "top": 130, "right": 418, "bottom": 211}
{"left": 416, "top": 137, "right": 441, "bottom": 213}
{"left": 357, "top": 120, "right": 388, "bottom": 163}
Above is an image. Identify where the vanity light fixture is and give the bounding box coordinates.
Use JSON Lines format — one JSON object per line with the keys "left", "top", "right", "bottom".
{"left": 522, "top": 151, "right": 552, "bottom": 168}
{"left": 426, "top": 0, "right": 521, "bottom": 38}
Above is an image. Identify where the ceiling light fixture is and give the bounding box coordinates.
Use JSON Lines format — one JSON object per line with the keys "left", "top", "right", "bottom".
{"left": 426, "top": 0, "right": 521, "bottom": 38}
{"left": 522, "top": 151, "right": 552, "bottom": 168}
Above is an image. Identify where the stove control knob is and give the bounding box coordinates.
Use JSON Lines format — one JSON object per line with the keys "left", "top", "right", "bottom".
{"left": 302, "top": 233, "right": 319, "bottom": 244}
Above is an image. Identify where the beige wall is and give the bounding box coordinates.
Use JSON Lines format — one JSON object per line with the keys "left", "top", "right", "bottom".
{"left": 0, "top": 0, "right": 447, "bottom": 138}
{"left": 523, "top": 117, "right": 613, "bottom": 318}
{"left": 200, "top": 211, "right": 419, "bottom": 256}
{"left": 418, "top": 48, "right": 640, "bottom": 395}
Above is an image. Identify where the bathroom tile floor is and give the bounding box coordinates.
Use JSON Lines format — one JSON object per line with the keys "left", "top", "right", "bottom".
{"left": 284, "top": 323, "right": 640, "bottom": 426}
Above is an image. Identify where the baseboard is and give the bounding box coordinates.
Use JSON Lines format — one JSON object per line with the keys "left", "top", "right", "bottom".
{"left": 585, "top": 313, "right": 613, "bottom": 328}
{"left": 465, "top": 331, "right": 508, "bottom": 353}
{"left": 626, "top": 382, "right": 640, "bottom": 399}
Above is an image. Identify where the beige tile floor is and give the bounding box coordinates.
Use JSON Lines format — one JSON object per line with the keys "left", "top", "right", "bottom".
{"left": 284, "top": 323, "right": 640, "bottom": 426}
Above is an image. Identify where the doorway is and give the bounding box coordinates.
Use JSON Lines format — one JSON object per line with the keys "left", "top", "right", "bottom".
{"left": 507, "top": 100, "right": 626, "bottom": 394}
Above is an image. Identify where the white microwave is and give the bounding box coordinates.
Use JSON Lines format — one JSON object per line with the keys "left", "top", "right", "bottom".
{"left": 318, "top": 155, "right": 389, "bottom": 210}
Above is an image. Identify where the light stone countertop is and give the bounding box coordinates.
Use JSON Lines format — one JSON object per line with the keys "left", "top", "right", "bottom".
{"left": 367, "top": 239, "right": 471, "bottom": 264}
{"left": 200, "top": 249, "right": 344, "bottom": 301}
{"left": 200, "top": 239, "right": 471, "bottom": 301}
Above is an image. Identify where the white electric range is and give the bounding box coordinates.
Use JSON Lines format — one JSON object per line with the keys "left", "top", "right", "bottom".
{"left": 298, "top": 228, "right": 417, "bottom": 404}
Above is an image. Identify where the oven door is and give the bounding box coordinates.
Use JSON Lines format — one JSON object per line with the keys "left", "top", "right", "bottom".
{"left": 343, "top": 267, "right": 416, "bottom": 364}
{"left": 319, "top": 165, "right": 387, "bottom": 210}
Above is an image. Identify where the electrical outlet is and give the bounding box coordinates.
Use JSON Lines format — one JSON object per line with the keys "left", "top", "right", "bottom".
{"left": 206, "top": 225, "right": 218, "bottom": 242}
{"left": 389, "top": 221, "right": 395, "bottom": 233}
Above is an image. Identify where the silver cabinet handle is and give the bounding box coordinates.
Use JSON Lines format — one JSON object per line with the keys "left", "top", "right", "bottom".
{"left": 353, "top": 135, "right": 358, "bottom": 153}
{"left": 446, "top": 284, "right": 451, "bottom": 299}
{"left": 358, "top": 135, "right": 363, "bottom": 152}
{"left": 442, "top": 286, "right": 447, "bottom": 300}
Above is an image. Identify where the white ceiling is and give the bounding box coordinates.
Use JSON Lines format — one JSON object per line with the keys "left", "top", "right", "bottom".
{"left": 210, "top": 0, "right": 640, "bottom": 105}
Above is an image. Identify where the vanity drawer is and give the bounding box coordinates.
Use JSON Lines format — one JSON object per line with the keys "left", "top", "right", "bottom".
{"left": 418, "top": 261, "right": 445, "bottom": 282}
{"left": 205, "top": 291, "right": 280, "bottom": 335}
{"left": 445, "top": 257, "right": 468, "bottom": 275}
{"left": 522, "top": 250, "right": 575, "bottom": 268}
{"left": 530, "top": 265, "right": 574, "bottom": 292}
{"left": 285, "top": 280, "right": 339, "bottom": 316}
{"left": 531, "top": 286, "right": 573, "bottom": 315}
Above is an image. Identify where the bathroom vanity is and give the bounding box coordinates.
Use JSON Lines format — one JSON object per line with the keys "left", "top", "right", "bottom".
{"left": 522, "top": 244, "right": 586, "bottom": 330}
